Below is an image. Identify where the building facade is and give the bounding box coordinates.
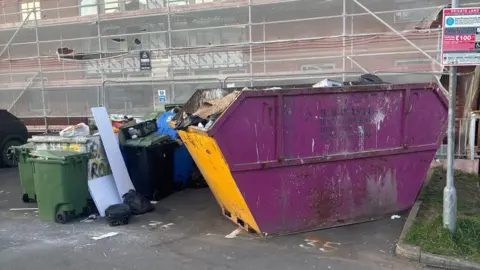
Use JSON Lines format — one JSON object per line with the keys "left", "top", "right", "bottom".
{"left": 0, "top": 0, "right": 470, "bottom": 130}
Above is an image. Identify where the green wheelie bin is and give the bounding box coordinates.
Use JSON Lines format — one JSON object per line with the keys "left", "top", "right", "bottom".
{"left": 13, "top": 143, "right": 35, "bottom": 202}
{"left": 28, "top": 151, "right": 90, "bottom": 224}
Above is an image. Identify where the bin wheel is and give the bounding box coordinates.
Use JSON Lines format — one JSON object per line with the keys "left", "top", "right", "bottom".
{"left": 22, "top": 193, "right": 30, "bottom": 203}
{"left": 55, "top": 212, "right": 68, "bottom": 224}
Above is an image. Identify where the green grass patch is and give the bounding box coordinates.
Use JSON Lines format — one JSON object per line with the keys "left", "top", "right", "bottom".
{"left": 405, "top": 167, "right": 480, "bottom": 262}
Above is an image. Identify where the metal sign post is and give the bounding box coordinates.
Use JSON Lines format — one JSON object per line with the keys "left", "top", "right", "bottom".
{"left": 445, "top": 65, "right": 457, "bottom": 233}
{"left": 441, "top": 0, "right": 468, "bottom": 233}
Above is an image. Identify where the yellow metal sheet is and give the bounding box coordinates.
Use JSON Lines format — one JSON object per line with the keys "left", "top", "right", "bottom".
{"left": 178, "top": 128, "right": 260, "bottom": 232}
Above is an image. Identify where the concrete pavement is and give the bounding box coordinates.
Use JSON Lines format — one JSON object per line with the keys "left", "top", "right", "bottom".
{"left": 0, "top": 168, "right": 424, "bottom": 270}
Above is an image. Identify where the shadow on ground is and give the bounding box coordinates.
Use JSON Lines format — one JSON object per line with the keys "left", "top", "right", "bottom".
{"left": 0, "top": 168, "right": 424, "bottom": 270}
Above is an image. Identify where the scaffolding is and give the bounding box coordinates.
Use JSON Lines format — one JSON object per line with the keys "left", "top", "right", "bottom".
{"left": 0, "top": 0, "right": 477, "bottom": 122}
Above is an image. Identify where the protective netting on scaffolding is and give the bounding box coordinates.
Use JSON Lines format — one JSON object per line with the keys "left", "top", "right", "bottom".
{"left": 0, "top": 0, "right": 478, "bottom": 117}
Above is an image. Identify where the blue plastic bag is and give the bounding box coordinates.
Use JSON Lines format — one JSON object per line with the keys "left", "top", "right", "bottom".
{"left": 156, "top": 112, "right": 195, "bottom": 188}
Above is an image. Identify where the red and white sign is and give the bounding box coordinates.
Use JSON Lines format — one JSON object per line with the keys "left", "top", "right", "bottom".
{"left": 442, "top": 8, "right": 480, "bottom": 66}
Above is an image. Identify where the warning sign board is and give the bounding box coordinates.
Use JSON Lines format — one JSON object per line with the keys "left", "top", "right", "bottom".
{"left": 139, "top": 51, "right": 151, "bottom": 70}
{"left": 442, "top": 8, "right": 480, "bottom": 66}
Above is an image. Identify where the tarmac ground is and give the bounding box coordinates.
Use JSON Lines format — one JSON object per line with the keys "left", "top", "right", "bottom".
{"left": 0, "top": 168, "right": 425, "bottom": 270}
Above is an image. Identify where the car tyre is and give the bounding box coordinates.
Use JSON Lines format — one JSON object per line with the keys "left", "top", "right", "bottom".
{"left": 1, "top": 139, "right": 22, "bottom": 167}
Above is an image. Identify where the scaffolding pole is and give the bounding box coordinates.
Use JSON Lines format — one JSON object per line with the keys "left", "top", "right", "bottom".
{"left": 342, "top": 0, "right": 346, "bottom": 80}
{"left": 167, "top": 2, "right": 175, "bottom": 104}
{"left": 350, "top": 3, "right": 354, "bottom": 69}
{"left": 33, "top": 8, "right": 48, "bottom": 131}
{"left": 248, "top": 0, "right": 253, "bottom": 87}
{"left": 96, "top": 2, "right": 105, "bottom": 106}
{"left": 263, "top": 14, "right": 266, "bottom": 73}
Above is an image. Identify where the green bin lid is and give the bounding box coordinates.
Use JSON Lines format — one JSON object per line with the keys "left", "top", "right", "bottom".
{"left": 143, "top": 111, "right": 163, "bottom": 121}
{"left": 31, "top": 150, "right": 90, "bottom": 161}
{"left": 12, "top": 143, "right": 34, "bottom": 154}
{"left": 123, "top": 133, "right": 170, "bottom": 148}
{"left": 13, "top": 142, "right": 34, "bottom": 149}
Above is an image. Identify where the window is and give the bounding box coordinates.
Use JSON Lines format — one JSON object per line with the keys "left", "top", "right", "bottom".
{"left": 104, "top": 0, "right": 120, "bottom": 13}
{"left": 21, "top": 1, "right": 40, "bottom": 21}
{"left": 80, "top": 0, "right": 98, "bottom": 16}
{"left": 146, "top": 0, "right": 163, "bottom": 8}
{"left": 300, "top": 63, "right": 336, "bottom": 71}
{"left": 166, "top": 0, "right": 214, "bottom": 7}
{"left": 220, "top": 69, "right": 247, "bottom": 75}
{"left": 394, "top": 59, "right": 431, "bottom": 67}
{"left": 167, "top": 0, "right": 188, "bottom": 6}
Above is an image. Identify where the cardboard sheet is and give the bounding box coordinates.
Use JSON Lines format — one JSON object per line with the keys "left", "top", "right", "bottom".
{"left": 88, "top": 175, "right": 122, "bottom": 217}
{"left": 91, "top": 107, "right": 135, "bottom": 197}
{"left": 193, "top": 91, "right": 240, "bottom": 119}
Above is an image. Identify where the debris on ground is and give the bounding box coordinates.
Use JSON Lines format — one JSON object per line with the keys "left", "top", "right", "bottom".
{"left": 148, "top": 221, "right": 163, "bottom": 227}
{"left": 391, "top": 215, "right": 401, "bottom": 220}
{"left": 161, "top": 223, "right": 175, "bottom": 230}
{"left": 10, "top": 208, "right": 38, "bottom": 211}
{"left": 225, "top": 228, "right": 242, "bottom": 239}
{"left": 303, "top": 234, "right": 341, "bottom": 253}
{"left": 91, "top": 232, "right": 119, "bottom": 240}
{"left": 80, "top": 214, "right": 98, "bottom": 223}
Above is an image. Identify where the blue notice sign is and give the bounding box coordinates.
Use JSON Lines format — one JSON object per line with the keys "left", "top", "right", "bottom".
{"left": 446, "top": 17, "right": 455, "bottom": 26}
{"left": 158, "top": 90, "right": 167, "bottom": 102}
